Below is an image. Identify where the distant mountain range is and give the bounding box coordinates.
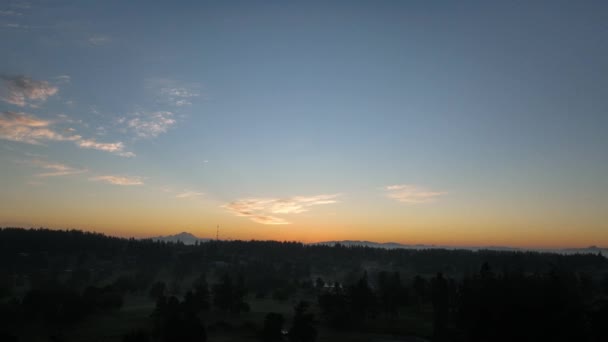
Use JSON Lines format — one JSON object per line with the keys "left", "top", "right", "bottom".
{"left": 311, "top": 240, "right": 607, "bottom": 255}
{"left": 147, "top": 233, "right": 606, "bottom": 255}
{"left": 149, "top": 232, "right": 211, "bottom": 245}
{"left": 310, "top": 240, "right": 521, "bottom": 251}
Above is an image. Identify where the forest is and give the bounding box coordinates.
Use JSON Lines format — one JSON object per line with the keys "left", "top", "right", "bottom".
{"left": 0, "top": 227, "right": 607, "bottom": 342}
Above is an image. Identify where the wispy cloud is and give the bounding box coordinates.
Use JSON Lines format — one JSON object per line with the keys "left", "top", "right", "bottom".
{"left": 0, "top": 111, "right": 77, "bottom": 144}
{"left": 88, "top": 35, "right": 111, "bottom": 46}
{"left": 1, "top": 75, "right": 58, "bottom": 107}
{"left": 176, "top": 190, "right": 203, "bottom": 199}
{"left": 0, "top": 111, "right": 134, "bottom": 157}
{"left": 0, "top": 111, "right": 50, "bottom": 128}
{"left": 0, "top": 10, "right": 22, "bottom": 16}
{"left": 0, "top": 23, "right": 29, "bottom": 30}
{"left": 126, "top": 111, "right": 175, "bottom": 138}
{"left": 22, "top": 159, "right": 87, "bottom": 177}
{"left": 249, "top": 215, "right": 290, "bottom": 225}
{"left": 145, "top": 78, "right": 200, "bottom": 107}
{"left": 9, "top": 1, "right": 31, "bottom": 10}
{"left": 223, "top": 194, "right": 340, "bottom": 225}
{"left": 160, "top": 87, "right": 199, "bottom": 106}
{"left": 76, "top": 139, "right": 134, "bottom": 157}
{"left": 385, "top": 184, "right": 447, "bottom": 204}
{"left": 91, "top": 175, "right": 143, "bottom": 186}
{"left": 54, "top": 75, "right": 70, "bottom": 84}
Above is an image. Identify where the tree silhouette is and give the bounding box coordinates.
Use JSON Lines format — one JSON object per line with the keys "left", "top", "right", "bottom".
{"left": 347, "top": 272, "right": 375, "bottom": 323}
{"left": 212, "top": 273, "right": 249, "bottom": 314}
{"left": 122, "top": 330, "right": 150, "bottom": 342}
{"left": 413, "top": 275, "right": 427, "bottom": 312}
{"left": 289, "top": 301, "right": 317, "bottom": 342}
{"left": 184, "top": 274, "right": 210, "bottom": 314}
{"left": 212, "top": 274, "right": 233, "bottom": 312}
{"left": 318, "top": 283, "right": 349, "bottom": 329}
{"left": 261, "top": 312, "right": 284, "bottom": 342}
{"left": 315, "top": 277, "right": 325, "bottom": 290}
{"left": 149, "top": 281, "right": 166, "bottom": 300}
{"left": 153, "top": 295, "right": 207, "bottom": 342}
{"left": 431, "top": 272, "right": 449, "bottom": 341}
{"left": 377, "top": 271, "right": 406, "bottom": 317}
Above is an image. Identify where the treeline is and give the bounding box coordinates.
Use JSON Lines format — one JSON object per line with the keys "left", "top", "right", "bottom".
{"left": 1, "top": 227, "right": 606, "bottom": 277}
{"left": 140, "top": 273, "right": 317, "bottom": 342}
{"left": 315, "top": 265, "right": 608, "bottom": 341}
{"left": 0, "top": 284, "right": 124, "bottom": 341}
{"left": 1, "top": 228, "right": 608, "bottom": 341}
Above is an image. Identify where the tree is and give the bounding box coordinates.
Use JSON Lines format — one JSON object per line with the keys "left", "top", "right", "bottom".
{"left": 153, "top": 295, "right": 207, "bottom": 342}
{"left": 377, "top": 271, "right": 404, "bottom": 317}
{"left": 289, "top": 301, "right": 316, "bottom": 342}
{"left": 413, "top": 275, "right": 427, "bottom": 312}
{"left": 234, "top": 273, "right": 250, "bottom": 313}
{"left": 261, "top": 312, "right": 284, "bottom": 342}
{"left": 431, "top": 272, "right": 449, "bottom": 342}
{"left": 212, "top": 274, "right": 233, "bottom": 312}
{"left": 149, "top": 281, "right": 166, "bottom": 300}
{"left": 122, "top": 330, "right": 150, "bottom": 342}
{"left": 191, "top": 274, "right": 210, "bottom": 312}
{"left": 347, "top": 272, "right": 375, "bottom": 323}
{"left": 212, "top": 274, "right": 249, "bottom": 314}
{"left": 162, "top": 312, "right": 206, "bottom": 342}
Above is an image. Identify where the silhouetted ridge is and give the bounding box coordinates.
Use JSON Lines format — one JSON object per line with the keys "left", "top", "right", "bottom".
{"left": 150, "top": 231, "right": 210, "bottom": 245}
{"left": 312, "top": 239, "right": 607, "bottom": 254}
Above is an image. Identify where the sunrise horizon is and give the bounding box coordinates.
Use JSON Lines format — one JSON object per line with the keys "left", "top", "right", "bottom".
{"left": 0, "top": 225, "right": 603, "bottom": 251}
{"left": 3, "top": 3, "right": 608, "bottom": 341}
{"left": 2, "top": 1, "right": 607, "bottom": 253}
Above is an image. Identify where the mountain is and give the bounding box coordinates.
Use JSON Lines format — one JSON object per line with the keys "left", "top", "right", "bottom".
{"left": 311, "top": 240, "right": 606, "bottom": 255}
{"left": 149, "top": 232, "right": 210, "bottom": 245}
{"left": 558, "top": 246, "right": 607, "bottom": 255}
{"left": 145, "top": 235, "right": 606, "bottom": 255}
{"left": 310, "top": 240, "right": 438, "bottom": 250}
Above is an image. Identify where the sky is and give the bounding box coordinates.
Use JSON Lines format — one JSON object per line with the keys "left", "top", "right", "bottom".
{"left": 0, "top": 0, "right": 607, "bottom": 248}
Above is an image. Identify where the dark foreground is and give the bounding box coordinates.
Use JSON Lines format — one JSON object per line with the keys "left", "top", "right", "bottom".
{"left": 1, "top": 228, "right": 607, "bottom": 342}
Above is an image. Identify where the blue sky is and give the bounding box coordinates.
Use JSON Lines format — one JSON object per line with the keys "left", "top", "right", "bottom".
{"left": 1, "top": 1, "right": 607, "bottom": 246}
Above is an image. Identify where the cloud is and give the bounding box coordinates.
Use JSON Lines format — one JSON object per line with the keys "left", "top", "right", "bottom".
{"left": 145, "top": 78, "right": 200, "bottom": 107}
{"left": 55, "top": 75, "right": 70, "bottom": 84}
{"left": 1, "top": 23, "right": 28, "bottom": 29}
{"left": 77, "top": 139, "right": 125, "bottom": 153}
{"left": 88, "top": 35, "right": 111, "bottom": 46}
{"left": 0, "top": 111, "right": 50, "bottom": 128}
{"left": 119, "top": 151, "right": 136, "bottom": 157}
{"left": 176, "top": 190, "right": 203, "bottom": 199}
{"left": 385, "top": 184, "right": 447, "bottom": 204}
{"left": 0, "top": 111, "right": 134, "bottom": 157}
{"left": 9, "top": 1, "right": 31, "bottom": 10}
{"left": 26, "top": 180, "right": 44, "bottom": 186}
{"left": 37, "top": 164, "right": 86, "bottom": 177}
{"left": 223, "top": 194, "right": 340, "bottom": 225}
{"left": 56, "top": 113, "right": 82, "bottom": 125}
{"left": 0, "top": 111, "right": 77, "bottom": 144}
{"left": 126, "top": 111, "right": 175, "bottom": 138}
{"left": 77, "top": 139, "right": 136, "bottom": 157}
{"left": 160, "top": 87, "right": 199, "bottom": 106}
{"left": 0, "top": 10, "right": 22, "bottom": 16}
{"left": 22, "top": 159, "right": 87, "bottom": 177}
{"left": 248, "top": 215, "right": 290, "bottom": 225}
{"left": 91, "top": 175, "right": 143, "bottom": 186}
{"left": 1, "top": 75, "right": 58, "bottom": 107}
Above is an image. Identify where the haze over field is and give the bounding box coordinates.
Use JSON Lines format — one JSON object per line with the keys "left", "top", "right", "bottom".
{"left": 1, "top": 1, "right": 607, "bottom": 248}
